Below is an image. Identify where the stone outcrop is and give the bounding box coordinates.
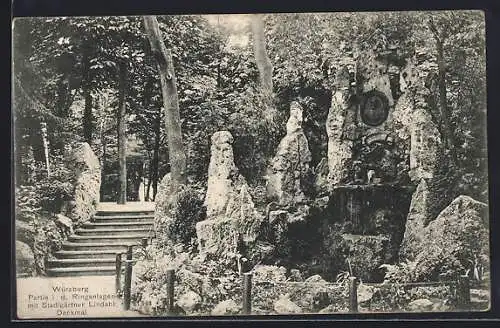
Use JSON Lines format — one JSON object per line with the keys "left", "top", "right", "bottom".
{"left": 342, "top": 234, "right": 392, "bottom": 282}
{"left": 401, "top": 195, "right": 488, "bottom": 281}
{"left": 252, "top": 265, "right": 287, "bottom": 282}
{"left": 289, "top": 274, "right": 336, "bottom": 312}
{"left": 399, "top": 179, "right": 430, "bottom": 259}
{"left": 266, "top": 102, "right": 312, "bottom": 205}
{"left": 65, "top": 142, "right": 101, "bottom": 225}
{"left": 55, "top": 213, "right": 74, "bottom": 236}
{"left": 357, "top": 52, "right": 395, "bottom": 108}
{"left": 409, "top": 108, "right": 442, "bottom": 182}
{"left": 211, "top": 300, "right": 240, "bottom": 315}
{"left": 326, "top": 67, "right": 354, "bottom": 186}
{"left": 177, "top": 291, "right": 202, "bottom": 313}
{"left": 16, "top": 240, "right": 35, "bottom": 276}
{"left": 16, "top": 220, "right": 35, "bottom": 246}
{"left": 196, "top": 131, "right": 263, "bottom": 256}
{"left": 407, "top": 298, "right": 434, "bottom": 312}
{"left": 273, "top": 295, "right": 303, "bottom": 314}
{"left": 204, "top": 131, "right": 239, "bottom": 218}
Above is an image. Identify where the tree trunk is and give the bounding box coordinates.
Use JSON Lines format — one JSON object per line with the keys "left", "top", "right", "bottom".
{"left": 55, "top": 74, "right": 73, "bottom": 117}
{"left": 251, "top": 14, "right": 274, "bottom": 93}
{"left": 151, "top": 109, "right": 161, "bottom": 201}
{"left": 428, "top": 18, "right": 457, "bottom": 166}
{"left": 82, "top": 47, "right": 93, "bottom": 145}
{"left": 99, "top": 104, "right": 107, "bottom": 202}
{"left": 251, "top": 14, "right": 278, "bottom": 125}
{"left": 83, "top": 88, "right": 93, "bottom": 145}
{"left": 435, "top": 38, "right": 457, "bottom": 162}
{"left": 146, "top": 162, "right": 152, "bottom": 201}
{"left": 40, "top": 121, "right": 50, "bottom": 177}
{"left": 117, "top": 61, "right": 128, "bottom": 204}
{"left": 143, "top": 16, "right": 187, "bottom": 187}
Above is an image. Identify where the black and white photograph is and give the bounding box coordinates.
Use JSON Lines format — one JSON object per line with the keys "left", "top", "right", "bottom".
{"left": 12, "top": 11, "right": 490, "bottom": 318}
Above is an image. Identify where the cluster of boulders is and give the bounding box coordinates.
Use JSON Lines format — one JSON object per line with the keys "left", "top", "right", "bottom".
{"left": 16, "top": 142, "right": 101, "bottom": 276}
{"left": 195, "top": 131, "right": 263, "bottom": 257}
{"left": 144, "top": 44, "right": 489, "bottom": 314}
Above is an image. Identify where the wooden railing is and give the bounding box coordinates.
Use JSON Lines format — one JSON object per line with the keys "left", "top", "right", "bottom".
{"left": 115, "top": 251, "right": 472, "bottom": 313}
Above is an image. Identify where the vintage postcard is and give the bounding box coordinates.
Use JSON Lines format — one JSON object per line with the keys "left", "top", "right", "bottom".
{"left": 13, "top": 11, "right": 489, "bottom": 319}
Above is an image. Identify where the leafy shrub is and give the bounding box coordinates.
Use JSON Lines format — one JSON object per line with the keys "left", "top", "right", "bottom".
{"left": 32, "top": 217, "right": 65, "bottom": 274}
{"left": 167, "top": 187, "right": 206, "bottom": 248}
{"left": 15, "top": 152, "right": 76, "bottom": 275}
{"left": 380, "top": 261, "right": 416, "bottom": 283}
{"left": 368, "top": 284, "right": 454, "bottom": 312}
{"left": 132, "top": 251, "right": 242, "bottom": 316}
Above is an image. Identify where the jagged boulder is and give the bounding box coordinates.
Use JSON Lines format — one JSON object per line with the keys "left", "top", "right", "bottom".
{"left": 16, "top": 240, "right": 35, "bottom": 276}
{"left": 266, "top": 101, "right": 312, "bottom": 206}
{"left": 252, "top": 265, "right": 287, "bottom": 282}
{"left": 408, "top": 195, "right": 489, "bottom": 281}
{"left": 407, "top": 298, "right": 434, "bottom": 312}
{"left": 196, "top": 131, "right": 263, "bottom": 256}
{"left": 64, "top": 142, "right": 101, "bottom": 225}
{"left": 409, "top": 108, "right": 442, "bottom": 182}
{"left": 326, "top": 67, "right": 354, "bottom": 186}
{"left": 342, "top": 234, "right": 391, "bottom": 282}
{"left": 289, "top": 274, "right": 336, "bottom": 312}
{"left": 273, "top": 295, "right": 302, "bottom": 314}
{"left": 55, "top": 213, "right": 73, "bottom": 237}
{"left": 16, "top": 220, "right": 35, "bottom": 246}
{"left": 204, "top": 131, "right": 239, "bottom": 218}
{"left": 399, "top": 179, "right": 430, "bottom": 259}
{"left": 177, "top": 291, "right": 202, "bottom": 313}
{"left": 211, "top": 300, "right": 240, "bottom": 315}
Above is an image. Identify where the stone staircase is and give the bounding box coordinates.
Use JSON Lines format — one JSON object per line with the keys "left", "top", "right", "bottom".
{"left": 47, "top": 202, "right": 155, "bottom": 277}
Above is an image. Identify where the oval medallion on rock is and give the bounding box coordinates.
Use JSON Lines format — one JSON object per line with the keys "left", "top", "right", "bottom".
{"left": 360, "top": 90, "right": 389, "bottom": 126}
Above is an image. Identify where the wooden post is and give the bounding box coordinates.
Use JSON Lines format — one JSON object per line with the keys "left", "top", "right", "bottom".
{"left": 115, "top": 253, "right": 122, "bottom": 294}
{"left": 166, "top": 269, "right": 175, "bottom": 315}
{"left": 123, "top": 246, "right": 133, "bottom": 310}
{"left": 242, "top": 272, "right": 252, "bottom": 315}
{"left": 457, "top": 275, "right": 471, "bottom": 309}
{"left": 348, "top": 276, "right": 359, "bottom": 312}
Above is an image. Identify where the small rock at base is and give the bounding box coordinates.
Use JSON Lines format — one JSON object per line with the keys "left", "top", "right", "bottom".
{"left": 273, "top": 295, "right": 302, "bottom": 314}
{"left": 211, "top": 300, "right": 240, "bottom": 315}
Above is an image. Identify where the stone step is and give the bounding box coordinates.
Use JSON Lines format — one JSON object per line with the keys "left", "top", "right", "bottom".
{"left": 67, "top": 235, "right": 148, "bottom": 244}
{"left": 55, "top": 250, "right": 122, "bottom": 259}
{"left": 94, "top": 211, "right": 154, "bottom": 217}
{"left": 75, "top": 227, "right": 154, "bottom": 236}
{"left": 49, "top": 202, "right": 155, "bottom": 277}
{"left": 92, "top": 215, "right": 154, "bottom": 224}
{"left": 83, "top": 221, "right": 153, "bottom": 229}
{"left": 62, "top": 241, "right": 138, "bottom": 252}
{"left": 47, "top": 258, "right": 116, "bottom": 268}
{"left": 46, "top": 266, "right": 116, "bottom": 277}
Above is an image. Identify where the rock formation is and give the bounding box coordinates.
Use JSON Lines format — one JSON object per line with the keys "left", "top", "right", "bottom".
{"left": 326, "top": 66, "right": 354, "bottom": 186}
{"left": 409, "top": 108, "right": 442, "bottom": 182}
{"left": 16, "top": 240, "right": 35, "bottom": 276}
{"left": 64, "top": 142, "right": 101, "bottom": 225}
{"left": 196, "top": 131, "right": 263, "bottom": 256}
{"left": 266, "top": 101, "right": 312, "bottom": 205}
{"left": 400, "top": 195, "right": 488, "bottom": 281}
{"left": 273, "top": 295, "right": 303, "bottom": 314}
{"left": 211, "top": 300, "right": 240, "bottom": 315}
{"left": 399, "top": 179, "right": 430, "bottom": 258}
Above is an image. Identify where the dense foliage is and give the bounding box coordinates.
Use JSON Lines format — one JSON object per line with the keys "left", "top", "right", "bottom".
{"left": 14, "top": 12, "right": 488, "bottom": 310}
